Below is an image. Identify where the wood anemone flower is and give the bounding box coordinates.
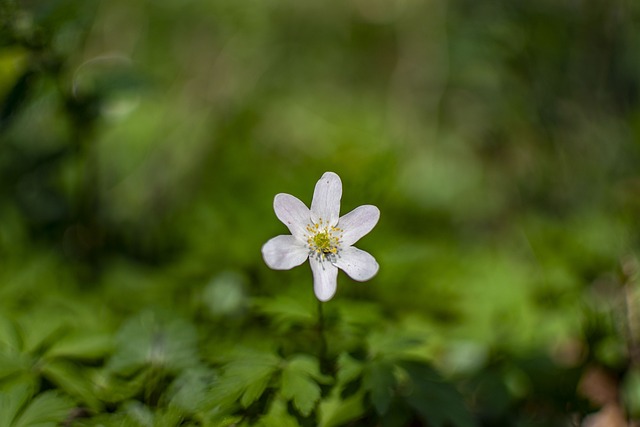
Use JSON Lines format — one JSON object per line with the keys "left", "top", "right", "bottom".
{"left": 262, "top": 172, "right": 380, "bottom": 302}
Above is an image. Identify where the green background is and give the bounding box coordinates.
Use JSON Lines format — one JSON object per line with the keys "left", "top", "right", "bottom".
{"left": 1, "top": 0, "right": 639, "bottom": 425}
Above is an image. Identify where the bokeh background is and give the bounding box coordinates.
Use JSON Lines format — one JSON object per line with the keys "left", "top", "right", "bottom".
{"left": 2, "top": 0, "right": 640, "bottom": 425}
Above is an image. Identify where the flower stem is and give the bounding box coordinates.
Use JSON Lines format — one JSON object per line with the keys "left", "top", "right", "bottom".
{"left": 317, "top": 300, "right": 329, "bottom": 371}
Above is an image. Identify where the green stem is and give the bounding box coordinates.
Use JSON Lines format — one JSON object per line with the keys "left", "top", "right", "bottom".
{"left": 317, "top": 300, "right": 329, "bottom": 371}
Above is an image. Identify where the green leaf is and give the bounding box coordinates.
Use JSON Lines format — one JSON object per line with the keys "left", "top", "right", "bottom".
{"left": 40, "top": 359, "right": 102, "bottom": 411}
{"left": 318, "top": 388, "right": 366, "bottom": 427}
{"left": 0, "top": 315, "right": 20, "bottom": 351}
{"left": 336, "top": 353, "right": 363, "bottom": 385}
{"left": 253, "top": 297, "right": 315, "bottom": 330}
{"left": 0, "top": 69, "right": 36, "bottom": 131}
{"left": 0, "top": 350, "right": 31, "bottom": 381}
{"left": 366, "top": 330, "right": 426, "bottom": 361}
{"left": 121, "top": 401, "right": 154, "bottom": 427}
{"left": 623, "top": 367, "right": 640, "bottom": 418}
{"left": 61, "top": 412, "right": 122, "bottom": 427}
{"left": 108, "top": 310, "right": 199, "bottom": 376}
{"left": 168, "top": 366, "right": 217, "bottom": 414}
{"left": 153, "top": 406, "right": 185, "bottom": 427}
{"left": 280, "top": 355, "right": 325, "bottom": 417}
{"left": 257, "top": 397, "right": 300, "bottom": 427}
{"left": 335, "top": 300, "right": 384, "bottom": 326}
{"left": 241, "top": 372, "right": 273, "bottom": 409}
{"left": 207, "top": 351, "right": 280, "bottom": 411}
{"left": 201, "top": 412, "right": 244, "bottom": 427}
{"left": 363, "top": 360, "right": 395, "bottom": 415}
{"left": 44, "top": 331, "right": 112, "bottom": 360}
{"left": 92, "top": 368, "right": 148, "bottom": 404}
{"left": 12, "top": 390, "right": 74, "bottom": 427}
{"left": 118, "top": 401, "right": 186, "bottom": 427}
{"left": 399, "top": 360, "right": 476, "bottom": 427}
{"left": 0, "top": 383, "right": 31, "bottom": 427}
{"left": 283, "top": 374, "right": 319, "bottom": 417}
{"left": 286, "top": 354, "right": 332, "bottom": 384}
{"left": 18, "top": 310, "right": 68, "bottom": 356}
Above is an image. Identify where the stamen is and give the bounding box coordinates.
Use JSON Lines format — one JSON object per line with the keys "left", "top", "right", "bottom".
{"left": 305, "top": 217, "right": 343, "bottom": 264}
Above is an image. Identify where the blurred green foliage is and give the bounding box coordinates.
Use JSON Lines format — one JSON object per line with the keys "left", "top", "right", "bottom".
{"left": 1, "top": 0, "right": 640, "bottom": 425}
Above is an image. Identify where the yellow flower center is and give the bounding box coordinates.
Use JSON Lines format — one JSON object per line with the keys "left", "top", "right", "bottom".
{"left": 306, "top": 218, "right": 343, "bottom": 262}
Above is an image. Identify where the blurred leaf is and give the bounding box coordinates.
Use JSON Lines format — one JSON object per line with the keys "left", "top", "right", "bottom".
{"left": 108, "top": 311, "right": 199, "bottom": 376}
{"left": 44, "top": 331, "right": 112, "bottom": 360}
{"left": 0, "top": 315, "right": 20, "bottom": 350}
{"left": 0, "top": 47, "right": 28, "bottom": 100}
{"left": 12, "top": 390, "right": 74, "bottom": 427}
{"left": 281, "top": 354, "right": 328, "bottom": 416}
{"left": 242, "top": 372, "right": 274, "bottom": 408}
{"left": 0, "top": 350, "right": 31, "bottom": 381}
{"left": 335, "top": 300, "right": 384, "bottom": 327}
{"left": 17, "top": 310, "right": 67, "bottom": 356}
{"left": 91, "top": 369, "right": 148, "bottom": 404}
{"left": 363, "top": 360, "right": 395, "bottom": 415}
{"left": 0, "top": 383, "right": 31, "bottom": 427}
{"left": 379, "top": 398, "right": 414, "bottom": 427}
{"left": 201, "top": 412, "right": 244, "bottom": 427}
{"left": 153, "top": 406, "right": 186, "bottom": 427}
{"left": 167, "top": 366, "right": 217, "bottom": 414}
{"left": 336, "top": 353, "right": 363, "bottom": 385}
{"left": 206, "top": 351, "right": 280, "bottom": 411}
{"left": 119, "top": 401, "right": 185, "bottom": 427}
{"left": 40, "top": 359, "right": 102, "bottom": 411}
{"left": 623, "top": 367, "right": 640, "bottom": 419}
{"left": 464, "top": 368, "right": 513, "bottom": 420}
{"left": 253, "top": 296, "right": 315, "bottom": 330}
{"left": 257, "top": 397, "right": 300, "bottom": 427}
{"left": 0, "top": 69, "right": 37, "bottom": 131}
{"left": 120, "top": 401, "right": 153, "bottom": 427}
{"left": 203, "top": 271, "right": 248, "bottom": 317}
{"left": 318, "top": 388, "right": 366, "bottom": 427}
{"left": 366, "top": 329, "right": 426, "bottom": 361}
{"left": 399, "top": 360, "right": 476, "bottom": 427}
{"left": 282, "top": 369, "right": 320, "bottom": 417}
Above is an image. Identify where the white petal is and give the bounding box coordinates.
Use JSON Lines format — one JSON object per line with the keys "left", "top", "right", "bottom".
{"left": 338, "top": 205, "right": 380, "bottom": 246}
{"left": 310, "top": 172, "right": 342, "bottom": 226}
{"left": 262, "top": 235, "right": 309, "bottom": 270}
{"left": 309, "top": 258, "right": 338, "bottom": 302}
{"left": 333, "top": 246, "right": 379, "bottom": 281}
{"left": 274, "top": 193, "right": 311, "bottom": 240}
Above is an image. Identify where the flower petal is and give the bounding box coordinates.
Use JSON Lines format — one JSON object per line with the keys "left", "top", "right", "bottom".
{"left": 309, "top": 258, "right": 338, "bottom": 302}
{"left": 338, "top": 205, "right": 380, "bottom": 246}
{"left": 310, "top": 172, "right": 342, "bottom": 226}
{"left": 333, "top": 246, "right": 379, "bottom": 281}
{"left": 274, "top": 193, "right": 311, "bottom": 240}
{"left": 262, "top": 235, "right": 309, "bottom": 270}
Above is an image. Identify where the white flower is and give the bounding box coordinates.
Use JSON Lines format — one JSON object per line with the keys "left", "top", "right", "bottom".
{"left": 262, "top": 172, "right": 380, "bottom": 302}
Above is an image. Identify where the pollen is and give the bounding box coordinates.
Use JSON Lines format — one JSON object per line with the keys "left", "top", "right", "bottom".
{"left": 306, "top": 218, "right": 343, "bottom": 263}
